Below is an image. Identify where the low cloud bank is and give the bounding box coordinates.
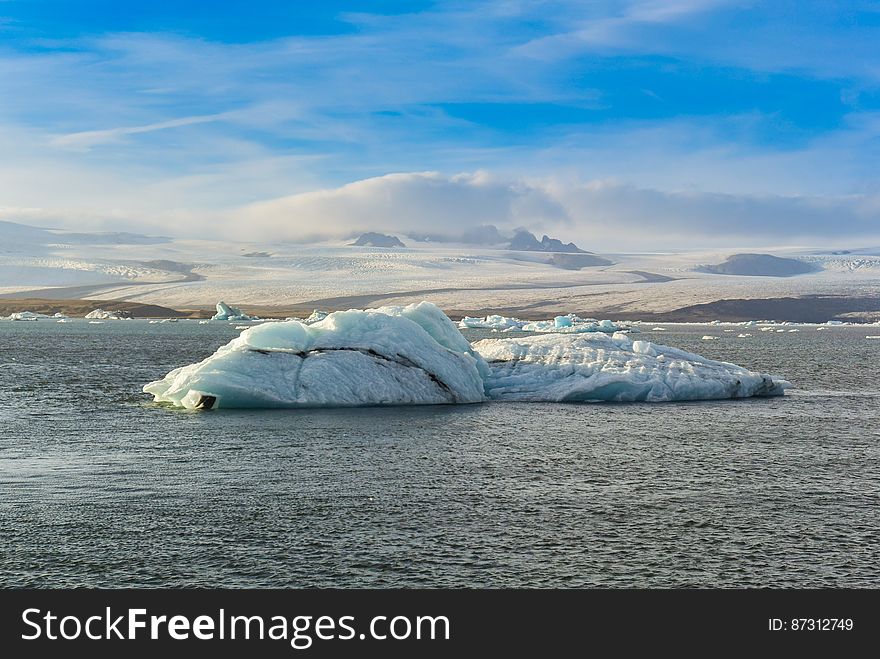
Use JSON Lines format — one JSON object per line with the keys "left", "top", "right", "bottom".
{"left": 229, "top": 171, "right": 880, "bottom": 250}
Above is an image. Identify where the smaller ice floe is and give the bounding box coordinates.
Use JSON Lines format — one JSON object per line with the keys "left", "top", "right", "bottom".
{"left": 460, "top": 313, "right": 623, "bottom": 334}
{"left": 303, "top": 310, "right": 329, "bottom": 324}
{"left": 85, "top": 308, "right": 131, "bottom": 320}
{"left": 211, "top": 301, "right": 258, "bottom": 321}
{"left": 788, "top": 329, "right": 800, "bottom": 333}
{"left": 459, "top": 314, "right": 526, "bottom": 331}
{"left": 652, "top": 327, "right": 667, "bottom": 331}
{"left": 701, "top": 335, "right": 719, "bottom": 340}
{"left": 523, "top": 316, "right": 622, "bottom": 334}
{"left": 867, "top": 336, "right": 880, "bottom": 340}
{"left": 198, "top": 320, "right": 210, "bottom": 325}
{"left": 475, "top": 333, "right": 789, "bottom": 402}
{"left": 8, "top": 311, "right": 43, "bottom": 321}
{"left": 88, "top": 320, "right": 104, "bottom": 325}
{"left": 737, "top": 333, "right": 752, "bottom": 338}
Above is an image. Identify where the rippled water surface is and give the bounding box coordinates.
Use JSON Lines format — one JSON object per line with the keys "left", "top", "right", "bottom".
{"left": 1, "top": 320, "right": 878, "bottom": 587}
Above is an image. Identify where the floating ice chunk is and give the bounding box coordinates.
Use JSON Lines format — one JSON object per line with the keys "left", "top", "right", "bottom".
{"left": 867, "top": 336, "right": 880, "bottom": 339}
{"left": 198, "top": 320, "right": 210, "bottom": 325}
{"left": 211, "top": 301, "right": 257, "bottom": 321}
{"left": 8, "top": 311, "right": 42, "bottom": 321}
{"left": 701, "top": 335, "right": 718, "bottom": 340}
{"left": 475, "top": 333, "right": 789, "bottom": 402}
{"left": 145, "top": 303, "right": 789, "bottom": 409}
{"left": 144, "top": 302, "right": 487, "bottom": 409}
{"left": 737, "top": 333, "right": 752, "bottom": 338}
{"left": 303, "top": 310, "right": 329, "bottom": 324}
{"left": 521, "top": 316, "right": 622, "bottom": 334}
{"left": 459, "top": 315, "right": 526, "bottom": 331}
{"left": 651, "top": 327, "right": 667, "bottom": 331}
{"left": 85, "top": 308, "right": 130, "bottom": 320}
{"left": 460, "top": 313, "right": 623, "bottom": 334}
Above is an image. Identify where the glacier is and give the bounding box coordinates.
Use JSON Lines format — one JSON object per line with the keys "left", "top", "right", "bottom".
{"left": 144, "top": 302, "right": 789, "bottom": 409}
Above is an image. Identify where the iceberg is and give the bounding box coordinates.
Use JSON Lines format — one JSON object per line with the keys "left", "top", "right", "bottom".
{"left": 475, "top": 332, "right": 788, "bottom": 403}
{"left": 459, "top": 313, "right": 623, "bottom": 334}
{"left": 211, "top": 301, "right": 258, "bottom": 321}
{"left": 145, "top": 302, "right": 789, "bottom": 409}
{"left": 144, "top": 302, "right": 487, "bottom": 410}
{"left": 85, "top": 308, "right": 130, "bottom": 320}
{"left": 459, "top": 314, "right": 527, "bottom": 331}
{"left": 521, "top": 316, "right": 621, "bottom": 334}
{"left": 8, "top": 311, "right": 43, "bottom": 321}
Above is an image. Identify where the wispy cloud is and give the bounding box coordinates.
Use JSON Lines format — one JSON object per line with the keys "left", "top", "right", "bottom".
{"left": 50, "top": 113, "right": 227, "bottom": 149}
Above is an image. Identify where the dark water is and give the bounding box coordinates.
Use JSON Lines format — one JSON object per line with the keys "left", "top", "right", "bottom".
{"left": 1, "top": 320, "right": 878, "bottom": 588}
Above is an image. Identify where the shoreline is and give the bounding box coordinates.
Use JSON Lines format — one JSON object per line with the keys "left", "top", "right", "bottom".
{"left": 2, "top": 293, "right": 880, "bottom": 324}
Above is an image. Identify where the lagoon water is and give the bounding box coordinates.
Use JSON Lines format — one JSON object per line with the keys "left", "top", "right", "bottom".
{"left": 1, "top": 320, "right": 878, "bottom": 587}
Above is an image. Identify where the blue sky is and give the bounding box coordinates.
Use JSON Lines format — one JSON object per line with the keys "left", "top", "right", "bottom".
{"left": 1, "top": 0, "right": 879, "bottom": 247}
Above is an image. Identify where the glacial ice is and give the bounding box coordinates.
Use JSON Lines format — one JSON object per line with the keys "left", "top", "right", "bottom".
{"left": 476, "top": 332, "right": 789, "bottom": 402}
{"left": 459, "top": 313, "right": 623, "bottom": 334}
{"left": 85, "top": 308, "right": 129, "bottom": 320}
{"left": 144, "top": 302, "right": 789, "bottom": 409}
{"left": 211, "top": 301, "right": 257, "bottom": 321}
{"left": 145, "top": 302, "right": 487, "bottom": 409}
{"left": 8, "top": 311, "right": 42, "bottom": 321}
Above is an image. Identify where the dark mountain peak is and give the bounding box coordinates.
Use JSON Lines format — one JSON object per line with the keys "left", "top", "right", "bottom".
{"left": 349, "top": 232, "right": 406, "bottom": 248}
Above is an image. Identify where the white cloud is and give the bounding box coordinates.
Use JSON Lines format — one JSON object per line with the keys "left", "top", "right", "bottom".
{"left": 51, "top": 113, "right": 226, "bottom": 150}
{"left": 234, "top": 171, "right": 569, "bottom": 241}
{"left": 227, "top": 171, "right": 880, "bottom": 249}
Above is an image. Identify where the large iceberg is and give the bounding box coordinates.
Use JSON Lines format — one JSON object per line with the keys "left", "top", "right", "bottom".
{"left": 144, "top": 302, "right": 789, "bottom": 409}
{"left": 145, "top": 302, "right": 486, "bottom": 409}
{"left": 211, "top": 301, "right": 258, "bottom": 321}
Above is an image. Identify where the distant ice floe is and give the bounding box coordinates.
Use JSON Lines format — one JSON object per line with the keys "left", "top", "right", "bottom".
{"left": 9, "top": 311, "right": 41, "bottom": 321}
{"left": 459, "top": 313, "right": 622, "bottom": 334}
{"left": 5, "top": 311, "right": 68, "bottom": 321}
{"left": 85, "top": 308, "right": 130, "bottom": 320}
{"left": 211, "top": 301, "right": 258, "bottom": 321}
{"left": 144, "top": 302, "right": 789, "bottom": 410}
